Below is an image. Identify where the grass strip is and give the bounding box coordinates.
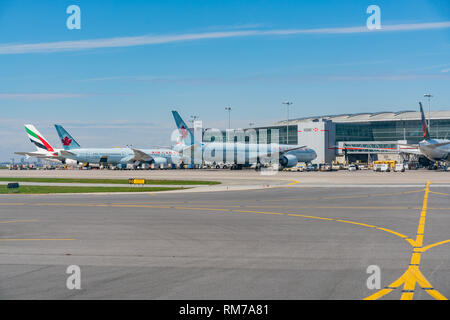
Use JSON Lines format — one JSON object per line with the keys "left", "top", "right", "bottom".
{"left": 0, "top": 177, "right": 220, "bottom": 185}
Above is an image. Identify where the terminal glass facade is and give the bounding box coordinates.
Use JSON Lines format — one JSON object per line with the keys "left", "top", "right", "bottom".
{"left": 335, "top": 120, "right": 450, "bottom": 143}
{"left": 217, "top": 125, "right": 298, "bottom": 145}
{"left": 273, "top": 125, "right": 298, "bottom": 145}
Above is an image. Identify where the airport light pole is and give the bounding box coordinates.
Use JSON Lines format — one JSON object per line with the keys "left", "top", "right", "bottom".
{"left": 189, "top": 115, "right": 199, "bottom": 126}
{"left": 424, "top": 94, "right": 433, "bottom": 128}
{"left": 225, "top": 107, "right": 232, "bottom": 129}
{"left": 282, "top": 101, "right": 293, "bottom": 144}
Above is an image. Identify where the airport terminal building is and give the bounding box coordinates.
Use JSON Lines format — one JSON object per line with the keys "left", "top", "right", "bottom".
{"left": 247, "top": 110, "right": 450, "bottom": 164}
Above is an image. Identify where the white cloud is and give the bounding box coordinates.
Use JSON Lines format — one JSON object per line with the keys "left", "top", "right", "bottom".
{"left": 0, "top": 21, "right": 449, "bottom": 55}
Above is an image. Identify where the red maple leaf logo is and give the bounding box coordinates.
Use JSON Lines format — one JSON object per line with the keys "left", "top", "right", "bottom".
{"left": 62, "top": 136, "right": 72, "bottom": 146}
{"left": 180, "top": 125, "right": 188, "bottom": 139}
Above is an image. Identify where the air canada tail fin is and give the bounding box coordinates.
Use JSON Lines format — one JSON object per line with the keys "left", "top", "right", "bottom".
{"left": 54, "top": 124, "right": 81, "bottom": 150}
{"left": 25, "top": 124, "right": 55, "bottom": 153}
{"left": 419, "top": 102, "right": 431, "bottom": 140}
{"left": 171, "top": 111, "right": 195, "bottom": 146}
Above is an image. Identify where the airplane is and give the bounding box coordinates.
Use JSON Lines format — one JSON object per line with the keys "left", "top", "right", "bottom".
{"left": 15, "top": 124, "right": 78, "bottom": 165}
{"left": 54, "top": 124, "right": 182, "bottom": 168}
{"left": 171, "top": 111, "right": 317, "bottom": 169}
{"left": 403, "top": 102, "right": 450, "bottom": 165}
{"left": 360, "top": 103, "right": 450, "bottom": 168}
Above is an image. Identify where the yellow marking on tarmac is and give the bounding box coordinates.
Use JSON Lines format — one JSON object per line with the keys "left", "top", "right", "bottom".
{"left": 287, "top": 214, "right": 413, "bottom": 246}
{"left": 0, "top": 219, "right": 37, "bottom": 224}
{"left": 0, "top": 201, "right": 415, "bottom": 245}
{"left": 14, "top": 201, "right": 439, "bottom": 212}
{"left": 113, "top": 201, "right": 186, "bottom": 205}
{"left": 375, "top": 227, "right": 409, "bottom": 239}
{"left": 240, "top": 205, "right": 424, "bottom": 211}
{"left": 111, "top": 204, "right": 171, "bottom": 209}
{"left": 233, "top": 209, "right": 284, "bottom": 216}
{"left": 429, "top": 191, "right": 449, "bottom": 196}
{"left": 335, "top": 220, "right": 376, "bottom": 228}
{"left": 174, "top": 205, "right": 243, "bottom": 208}
{"left": 288, "top": 214, "right": 333, "bottom": 221}
{"left": 0, "top": 187, "right": 427, "bottom": 208}
{"left": 35, "top": 202, "right": 106, "bottom": 207}
{"left": 174, "top": 206, "right": 230, "bottom": 212}
{"left": 316, "top": 206, "right": 411, "bottom": 210}
{"left": 364, "top": 271, "right": 408, "bottom": 300}
{"left": 365, "top": 181, "right": 448, "bottom": 301}
{"left": 402, "top": 188, "right": 426, "bottom": 194}
{"left": 0, "top": 238, "right": 75, "bottom": 241}
{"left": 287, "top": 180, "right": 300, "bottom": 186}
{"left": 254, "top": 188, "right": 426, "bottom": 203}
{"left": 3, "top": 185, "right": 449, "bottom": 300}
{"left": 420, "top": 240, "right": 450, "bottom": 253}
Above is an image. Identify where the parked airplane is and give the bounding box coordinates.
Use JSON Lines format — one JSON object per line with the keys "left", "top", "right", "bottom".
{"left": 15, "top": 124, "right": 77, "bottom": 165}
{"left": 330, "top": 104, "right": 449, "bottom": 168}
{"left": 171, "top": 111, "right": 317, "bottom": 169}
{"left": 54, "top": 124, "right": 182, "bottom": 168}
{"left": 413, "top": 102, "right": 450, "bottom": 163}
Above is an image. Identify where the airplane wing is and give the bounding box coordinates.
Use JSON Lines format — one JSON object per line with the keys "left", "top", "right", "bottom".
{"left": 15, "top": 151, "right": 62, "bottom": 163}
{"left": 280, "top": 145, "right": 307, "bottom": 154}
{"left": 15, "top": 151, "right": 40, "bottom": 157}
{"left": 131, "top": 148, "right": 153, "bottom": 162}
{"left": 59, "top": 150, "right": 76, "bottom": 156}
{"left": 14, "top": 152, "right": 55, "bottom": 159}
{"left": 398, "top": 144, "right": 422, "bottom": 155}
{"left": 427, "top": 141, "right": 450, "bottom": 148}
{"left": 329, "top": 146, "right": 397, "bottom": 152}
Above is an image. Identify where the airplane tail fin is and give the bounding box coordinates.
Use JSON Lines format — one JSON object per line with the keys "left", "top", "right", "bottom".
{"left": 25, "top": 124, "right": 55, "bottom": 153}
{"left": 171, "top": 111, "right": 195, "bottom": 146}
{"left": 54, "top": 124, "right": 81, "bottom": 150}
{"left": 419, "top": 102, "right": 431, "bottom": 140}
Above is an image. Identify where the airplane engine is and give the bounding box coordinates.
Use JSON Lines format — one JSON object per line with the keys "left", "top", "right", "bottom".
{"left": 119, "top": 155, "right": 135, "bottom": 164}
{"left": 65, "top": 159, "right": 78, "bottom": 166}
{"left": 279, "top": 154, "right": 298, "bottom": 168}
{"left": 152, "top": 157, "right": 168, "bottom": 166}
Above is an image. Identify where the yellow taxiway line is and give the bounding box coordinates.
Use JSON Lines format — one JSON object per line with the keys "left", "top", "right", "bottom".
{"left": 0, "top": 219, "right": 37, "bottom": 224}
{"left": 0, "top": 238, "right": 75, "bottom": 241}
{"left": 1, "top": 183, "right": 449, "bottom": 298}
{"left": 364, "top": 181, "right": 448, "bottom": 300}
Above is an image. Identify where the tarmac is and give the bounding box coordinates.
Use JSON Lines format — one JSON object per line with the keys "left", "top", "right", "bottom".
{"left": 0, "top": 169, "right": 449, "bottom": 299}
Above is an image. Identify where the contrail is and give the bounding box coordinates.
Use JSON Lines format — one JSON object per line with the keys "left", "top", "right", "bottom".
{"left": 0, "top": 21, "right": 449, "bottom": 55}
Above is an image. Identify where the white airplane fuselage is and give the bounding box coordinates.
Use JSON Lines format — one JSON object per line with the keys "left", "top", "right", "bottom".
{"left": 418, "top": 139, "right": 450, "bottom": 162}
{"left": 59, "top": 148, "right": 181, "bottom": 166}
{"left": 178, "top": 142, "right": 317, "bottom": 167}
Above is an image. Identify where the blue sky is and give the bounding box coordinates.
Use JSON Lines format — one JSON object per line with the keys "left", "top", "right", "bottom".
{"left": 1, "top": 0, "right": 449, "bottom": 160}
